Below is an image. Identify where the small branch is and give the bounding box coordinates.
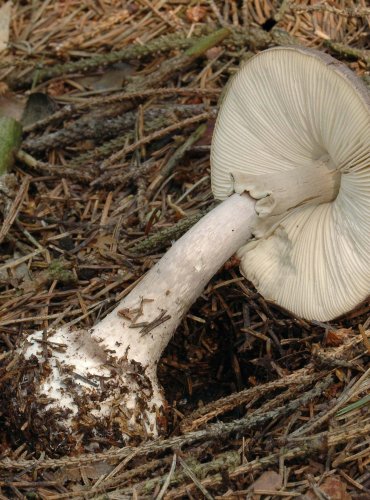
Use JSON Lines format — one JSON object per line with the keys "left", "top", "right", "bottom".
{"left": 123, "top": 28, "right": 231, "bottom": 95}
{"left": 180, "top": 368, "right": 321, "bottom": 432}
{"left": 0, "top": 373, "right": 333, "bottom": 471}
{"left": 16, "top": 150, "right": 93, "bottom": 182}
{"left": 147, "top": 123, "right": 208, "bottom": 196}
{"left": 289, "top": 367, "right": 370, "bottom": 438}
{"left": 22, "top": 27, "right": 229, "bottom": 162}
{"left": 8, "top": 21, "right": 369, "bottom": 98}
{"left": 98, "top": 111, "right": 216, "bottom": 171}
{"left": 0, "top": 176, "right": 30, "bottom": 244}
{"left": 21, "top": 28, "right": 227, "bottom": 162}
{"left": 155, "top": 454, "right": 177, "bottom": 500}
{"left": 324, "top": 40, "right": 370, "bottom": 68}
{"left": 129, "top": 206, "right": 214, "bottom": 255}
{"left": 177, "top": 456, "right": 215, "bottom": 500}
{"left": 88, "top": 154, "right": 156, "bottom": 188}
{"left": 24, "top": 88, "right": 221, "bottom": 133}
{"left": 289, "top": 4, "right": 370, "bottom": 18}
{"left": 6, "top": 27, "right": 211, "bottom": 89}
{"left": 109, "top": 420, "right": 370, "bottom": 498}
{"left": 23, "top": 104, "right": 212, "bottom": 154}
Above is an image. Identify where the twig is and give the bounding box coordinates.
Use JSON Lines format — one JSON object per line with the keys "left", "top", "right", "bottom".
{"left": 124, "top": 28, "right": 231, "bottom": 95}
{"left": 147, "top": 123, "right": 208, "bottom": 195}
{"left": 129, "top": 205, "right": 214, "bottom": 255}
{"left": 289, "top": 368, "right": 370, "bottom": 437}
{"left": 177, "top": 456, "right": 215, "bottom": 500}
{"left": 24, "top": 88, "right": 221, "bottom": 133}
{"left": 0, "top": 374, "right": 333, "bottom": 470}
{"left": 23, "top": 104, "right": 211, "bottom": 153}
{"left": 6, "top": 27, "right": 213, "bottom": 89}
{"left": 324, "top": 40, "right": 370, "bottom": 68}
{"left": 117, "top": 421, "right": 370, "bottom": 498}
{"left": 180, "top": 368, "right": 319, "bottom": 432}
{"left": 0, "top": 176, "right": 30, "bottom": 244}
{"left": 289, "top": 4, "right": 370, "bottom": 18}
{"left": 100, "top": 111, "right": 216, "bottom": 170}
{"left": 105, "top": 451, "right": 241, "bottom": 498}
{"left": 23, "top": 28, "right": 229, "bottom": 162}
{"left": 16, "top": 150, "right": 93, "bottom": 182}
{"left": 155, "top": 454, "right": 177, "bottom": 500}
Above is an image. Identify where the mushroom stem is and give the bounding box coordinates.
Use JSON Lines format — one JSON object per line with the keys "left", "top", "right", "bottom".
{"left": 92, "top": 192, "right": 257, "bottom": 367}
{"left": 20, "top": 193, "right": 257, "bottom": 442}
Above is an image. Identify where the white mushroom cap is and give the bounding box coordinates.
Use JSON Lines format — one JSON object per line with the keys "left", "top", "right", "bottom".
{"left": 211, "top": 46, "right": 370, "bottom": 321}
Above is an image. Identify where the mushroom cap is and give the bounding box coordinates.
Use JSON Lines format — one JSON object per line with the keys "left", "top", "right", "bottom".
{"left": 211, "top": 46, "right": 370, "bottom": 321}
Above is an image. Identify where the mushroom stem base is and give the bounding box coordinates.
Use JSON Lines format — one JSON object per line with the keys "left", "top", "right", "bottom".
{"left": 15, "top": 193, "right": 257, "bottom": 448}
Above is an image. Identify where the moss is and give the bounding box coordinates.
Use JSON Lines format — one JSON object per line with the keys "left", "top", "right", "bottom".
{"left": 47, "top": 259, "right": 76, "bottom": 285}
{"left": 0, "top": 117, "right": 22, "bottom": 176}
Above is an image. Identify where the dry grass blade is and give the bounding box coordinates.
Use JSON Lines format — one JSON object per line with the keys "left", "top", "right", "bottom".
{"left": 0, "top": 176, "right": 29, "bottom": 244}
{"left": 155, "top": 453, "right": 177, "bottom": 500}
{"left": 177, "top": 455, "right": 215, "bottom": 500}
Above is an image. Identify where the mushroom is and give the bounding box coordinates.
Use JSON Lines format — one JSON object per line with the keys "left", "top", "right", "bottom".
{"left": 21, "top": 47, "right": 369, "bottom": 445}
{"left": 212, "top": 46, "right": 370, "bottom": 321}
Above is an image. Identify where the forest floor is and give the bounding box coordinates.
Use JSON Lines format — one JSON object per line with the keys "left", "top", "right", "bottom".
{"left": 0, "top": 1, "right": 369, "bottom": 498}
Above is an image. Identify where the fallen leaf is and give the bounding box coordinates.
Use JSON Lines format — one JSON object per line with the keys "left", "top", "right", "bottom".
{"left": 206, "top": 46, "right": 223, "bottom": 60}
{"left": 325, "top": 328, "right": 353, "bottom": 347}
{"left": 47, "top": 80, "right": 67, "bottom": 97}
{"left": 320, "top": 476, "right": 352, "bottom": 499}
{"left": 194, "top": 119, "right": 215, "bottom": 146}
{"left": 53, "top": 462, "right": 114, "bottom": 483}
{"left": 77, "top": 63, "right": 134, "bottom": 92}
{"left": 21, "top": 93, "right": 58, "bottom": 127}
{"left": 248, "top": 470, "right": 283, "bottom": 499}
{"left": 0, "top": 91, "right": 26, "bottom": 121}
{"left": 0, "top": 1, "right": 12, "bottom": 53}
{"left": 302, "top": 475, "right": 352, "bottom": 500}
{"left": 95, "top": 234, "right": 116, "bottom": 251}
{"left": 0, "top": 252, "right": 31, "bottom": 283}
{"left": 186, "top": 6, "right": 207, "bottom": 23}
{"left": 0, "top": 82, "right": 8, "bottom": 95}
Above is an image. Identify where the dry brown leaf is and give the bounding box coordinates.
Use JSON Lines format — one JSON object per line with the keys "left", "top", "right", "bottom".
{"left": 303, "top": 475, "right": 352, "bottom": 500}
{"left": 21, "top": 93, "right": 58, "bottom": 127}
{"left": 77, "top": 63, "right": 134, "bottom": 92}
{"left": 0, "top": 92, "right": 26, "bottom": 121}
{"left": 95, "top": 234, "right": 116, "bottom": 251}
{"left": 206, "top": 46, "right": 223, "bottom": 60}
{"left": 53, "top": 462, "right": 114, "bottom": 483}
{"left": 325, "top": 328, "right": 353, "bottom": 347}
{"left": 186, "top": 6, "right": 207, "bottom": 23}
{"left": 248, "top": 470, "right": 283, "bottom": 498}
{"left": 194, "top": 119, "right": 215, "bottom": 146}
